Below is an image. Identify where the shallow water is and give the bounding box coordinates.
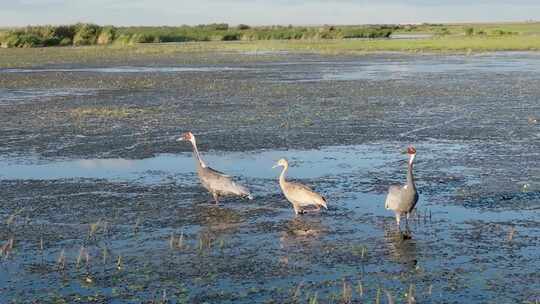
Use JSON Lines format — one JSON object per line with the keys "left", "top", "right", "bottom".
{"left": 1, "top": 142, "right": 538, "bottom": 303}
{"left": 0, "top": 52, "right": 539, "bottom": 303}
{"left": 0, "top": 144, "right": 391, "bottom": 181}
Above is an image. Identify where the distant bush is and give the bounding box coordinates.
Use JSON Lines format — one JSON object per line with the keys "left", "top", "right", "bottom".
{"left": 53, "top": 25, "right": 77, "bottom": 40}
{"left": 237, "top": 24, "right": 250, "bottom": 30}
{"left": 342, "top": 26, "right": 395, "bottom": 39}
{"left": 0, "top": 24, "right": 122, "bottom": 47}
{"left": 222, "top": 32, "right": 241, "bottom": 41}
{"left": 491, "top": 29, "right": 517, "bottom": 36}
{"left": 113, "top": 34, "right": 134, "bottom": 46}
{"left": 2, "top": 32, "right": 42, "bottom": 47}
{"left": 43, "top": 36, "right": 61, "bottom": 46}
{"left": 476, "top": 30, "right": 486, "bottom": 36}
{"left": 436, "top": 27, "right": 451, "bottom": 36}
{"left": 97, "top": 26, "right": 116, "bottom": 44}
{"left": 59, "top": 37, "right": 72, "bottom": 46}
{"left": 130, "top": 33, "right": 158, "bottom": 43}
{"left": 73, "top": 23, "right": 100, "bottom": 45}
{"left": 464, "top": 27, "right": 475, "bottom": 36}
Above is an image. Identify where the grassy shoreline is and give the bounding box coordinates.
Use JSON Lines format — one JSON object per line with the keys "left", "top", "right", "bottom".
{"left": 0, "top": 35, "right": 539, "bottom": 68}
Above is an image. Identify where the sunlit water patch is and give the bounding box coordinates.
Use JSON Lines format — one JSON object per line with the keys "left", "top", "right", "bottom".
{"left": 0, "top": 88, "right": 97, "bottom": 106}
{"left": 254, "top": 52, "right": 540, "bottom": 82}
{"left": 321, "top": 52, "right": 540, "bottom": 81}
{"left": 0, "top": 144, "right": 392, "bottom": 182}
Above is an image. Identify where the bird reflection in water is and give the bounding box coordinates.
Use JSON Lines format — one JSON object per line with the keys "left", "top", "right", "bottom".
{"left": 278, "top": 217, "right": 327, "bottom": 266}
{"left": 193, "top": 204, "right": 243, "bottom": 245}
{"left": 383, "top": 224, "right": 418, "bottom": 270}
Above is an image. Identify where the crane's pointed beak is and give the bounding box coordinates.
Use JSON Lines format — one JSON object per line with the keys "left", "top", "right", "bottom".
{"left": 272, "top": 164, "right": 279, "bottom": 169}
{"left": 176, "top": 137, "right": 184, "bottom": 142}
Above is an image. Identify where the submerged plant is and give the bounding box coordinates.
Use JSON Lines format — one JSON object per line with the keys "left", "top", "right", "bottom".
{"left": 341, "top": 280, "right": 352, "bottom": 303}
{"left": 355, "top": 281, "right": 364, "bottom": 297}
{"left": 407, "top": 284, "right": 416, "bottom": 304}
{"left": 57, "top": 249, "right": 66, "bottom": 271}
{"left": 76, "top": 246, "right": 85, "bottom": 268}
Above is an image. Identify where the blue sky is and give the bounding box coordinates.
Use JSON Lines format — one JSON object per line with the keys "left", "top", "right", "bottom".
{"left": 2, "top": 0, "right": 539, "bottom": 26}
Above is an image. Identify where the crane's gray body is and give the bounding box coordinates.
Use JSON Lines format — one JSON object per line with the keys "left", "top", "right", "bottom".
{"left": 276, "top": 159, "right": 327, "bottom": 214}
{"left": 385, "top": 156, "right": 418, "bottom": 225}
{"left": 181, "top": 132, "right": 252, "bottom": 203}
{"left": 196, "top": 161, "right": 252, "bottom": 200}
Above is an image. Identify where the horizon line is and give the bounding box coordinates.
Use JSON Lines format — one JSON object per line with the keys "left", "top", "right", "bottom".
{"left": 1, "top": 19, "right": 538, "bottom": 28}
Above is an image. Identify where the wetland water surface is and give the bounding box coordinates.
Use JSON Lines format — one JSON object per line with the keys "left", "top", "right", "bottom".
{"left": 0, "top": 52, "right": 539, "bottom": 303}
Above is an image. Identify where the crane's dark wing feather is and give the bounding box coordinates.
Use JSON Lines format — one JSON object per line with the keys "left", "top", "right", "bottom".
{"left": 205, "top": 166, "right": 230, "bottom": 178}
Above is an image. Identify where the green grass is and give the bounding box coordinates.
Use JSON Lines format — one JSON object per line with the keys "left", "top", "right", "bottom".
{"left": 394, "top": 21, "right": 540, "bottom": 35}
{"left": 219, "top": 35, "right": 540, "bottom": 53}
{"left": 0, "top": 34, "right": 539, "bottom": 68}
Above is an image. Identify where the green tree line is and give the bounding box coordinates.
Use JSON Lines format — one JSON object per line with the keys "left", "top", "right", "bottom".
{"left": 0, "top": 23, "right": 396, "bottom": 48}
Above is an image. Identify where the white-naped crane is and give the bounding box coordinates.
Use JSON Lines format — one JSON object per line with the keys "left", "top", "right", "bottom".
{"left": 385, "top": 146, "right": 419, "bottom": 229}
{"left": 273, "top": 158, "right": 327, "bottom": 215}
{"left": 177, "top": 132, "right": 252, "bottom": 204}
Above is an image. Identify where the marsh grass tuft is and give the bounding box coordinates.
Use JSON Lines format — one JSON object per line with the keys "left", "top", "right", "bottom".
{"left": 507, "top": 226, "right": 517, "bottom": 242}
{"left": 57, "top": 249, "right": 66, "bottom": 271}
{"left": 177, "top": 229, "right": 185, "bottom": 250}
{"left": 355, "top": 281, "right": 364, "bottom": 297}
{"left": 6, "top": 208, "right": 25, "bottom": 226}
{"left": 384, "top": 289, "right": 395, "bottom": 304}
{"left": 85, "top": 249, "right": 91, "bottom": 269}
{"left": 307, "top": 293, "right": 318, "bottom": 304}
{"left": 291, "top": 281, "right": 303, "bottom": 302}
{"left": 133, "top": 218, "right": 141, "bottom": 234}
{"left": 116, "top": 255, "right": 123, "bottom": 270}
{"left": 407, "top": 284, "right": 416, "bottom": 304}
{"left": 88, "top": 219, "right": 102, "bottom": 239}
{"left": 0, "top": 237, "right": 14, "bottom": 258}
{"left": 76, "top": 246, "right": 85, "bottom": 268}
{"left": 102, "top": 247, "right": 108, "bottom": 264}
{"left": 169, "top": 232, "right": 175, "bottom": 249}
{"left": 71, "top": 107, "right": 155, "bottom": 119}
{"left": 341, "top": 280, "right": 352, "bottom": 303}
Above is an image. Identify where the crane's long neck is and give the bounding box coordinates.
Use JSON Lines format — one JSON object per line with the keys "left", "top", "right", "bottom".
{"left": 279, "top": 164, "right": 289, "bottom": 188}
{"left": 190, "top": 138, "right": 207, "bottom": 168}
{"left": 406, "top": 154, "right": 415, "bottom": 188}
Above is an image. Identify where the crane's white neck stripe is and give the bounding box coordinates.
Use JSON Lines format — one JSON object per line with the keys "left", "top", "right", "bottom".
{"left": 190, "top": 137, "right": 207, "bottom": 168}
{"left": 408, "top": 154, "right": 416, "bottom": 165}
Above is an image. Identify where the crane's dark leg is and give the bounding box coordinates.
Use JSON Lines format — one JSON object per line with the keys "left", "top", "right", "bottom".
{"left": 212, "top": 193, "right": 220, "bottom": 205}
{"left": 293, "top": 204, "right": 302, "bottom": 215}
{"left": 405, "top": 213, "right": 409, "bottom": 227}
{"left": 404, "top": 213, "right": 413, "bottom": 235}
{"left": 303, "top": 205, "right": 321, "bottom": 213}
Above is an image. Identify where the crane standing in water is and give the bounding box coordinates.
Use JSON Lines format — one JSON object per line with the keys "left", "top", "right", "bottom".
{"left": 273, "top": 158, "right": 327, "bottom": 215}
{"left": 177, "top": 132, "right": 252, "bottom": 204}
{"left": 385, "top": 146, "right": 419, "bottom": 229}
